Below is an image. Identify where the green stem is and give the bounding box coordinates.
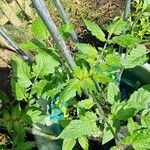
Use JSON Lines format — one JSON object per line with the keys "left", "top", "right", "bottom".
{"left": 26, "top": 127, "right": 58, "bottom": 140}
{"left": 89, "top": 91, "right": 123, "bottom": 148}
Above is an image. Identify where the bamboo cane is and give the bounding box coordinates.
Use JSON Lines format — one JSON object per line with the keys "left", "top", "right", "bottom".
{"left": 31, "top": 0, "right": 76, "bottom": 69}
{"left": 52, "top": 0, "right": 78, "bottom": 43}
{"left": 0, "top": 27, "right": 30, "bottom": 62}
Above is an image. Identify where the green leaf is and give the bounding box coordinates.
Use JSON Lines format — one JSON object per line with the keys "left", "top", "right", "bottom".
{"left": 127, "top": 118, "right": 139, "bottom": 134}
{"left": 110, "top": 146, "right": 119, "bottom": 150}
{"left": 75, "top": 43, "right": 98, "bottom": 59}
{"left": 12, "top": 104, "right": 21, "bottom": 117}
{"left": 143, "top": 0, "right": 150, "bottom": 10}
{"left": 123, "top": 128, "right": 150, "bottom": 150}
{"left": 93, "top": 72, "right": 112, "bottom": 84}
{"left": 32, "top": 19, "right": 50, "bottom": 40}
{"left": 127, "top": 85, "right": 150, "bottom": 112}
{"left": 62, "top": 138, "right": 76, "bottom": 150}
{"left": 78, "top": 136, "right": 89, "bottom": 150}
{"left": 111, "top": 34, "right": 140, "bottom": 48}
{"left": 102, "top": 128, "right": 114, "bottom": 145}
{"left": 15, "top": 142, "right": 35, "bottom": 150}
{"left": 84, "top": 19, "right": 106, "bottom": 41}
{"left": 77, "top": 98, "right": 94, "bottom": 109}
{"left": 59, "top": 119, "right": 100, "bottom": 139}
{"left": 141, "top": 108, "right": 150, "bottom": 127}
{"left": 81, "top": 77, "right": 97, "bottom": 92}
{"left": 107, "top": 82, "right": 119, "bottom": 104}
{"left": 13, "top": 122, "right": 25, "bottom": 147}
{"left": 11, "top": 78, "right": 26, "bottom": 101}
{"left": 60, "top": 79, "right": 81, "bottom": 103}
{"left": 11, "top": 55, "right": 31, "bottom": 88}
{"left": 102, "top": 115, "right": 120, "bottom": 144}
{"left": 27, "top": 108, "right": 46, "bottom": 124}
{"left": 107, "top": 18, "right": 127, "bottom": 35}
{"left": 80, "top": 111, "right": 97, "bottom": 123}
{"left": 111, "top": 101, "right": 136, "bottom": 121}
{"left": 105, "top": 54, "right": 121, "bottom": 66}
{"left": 63, "top": 22, "right": 75, "bottom": 34}
{"left": 74, "top": 66, "right": 89, "bottom": 79}
{"left": 19, "top": 40, "right": 47, "bottom": 52}
{"left": 126, "top": 45, "right": 148, "bottom": 68}
{"left": 32, "top": 51, "right": 60, "bottom": 78}
{"left": 31, "top": 80, "right": 48, "bottom": 98}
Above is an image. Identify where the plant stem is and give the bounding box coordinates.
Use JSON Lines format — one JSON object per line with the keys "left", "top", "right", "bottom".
{"left": 89, "top": 91, "right": 123, "bottom": 148}
{"left": 31, "top": 0, "right": 76, "bottom": 69}
{"left": 26, "top": 127, "right": 58, "bottom": 140}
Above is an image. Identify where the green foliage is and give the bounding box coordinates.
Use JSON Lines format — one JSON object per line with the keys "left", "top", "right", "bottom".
{"left": 106, "top": 17, "right": 127, "bottom": 35}
{"left": 78, "top": 136, "right": 89, "bottom": 150}
{"left": 107, "top": 82, "right": 119, "bottom": 104}
{"left": 62, "top": 138, "right": 76, "bottom": 150}
{"left": 77, "top": 98, "right": 94, "bottom": 109}
{"left": 111, "top": 34, "right": 140, "bottom": 48}
{"left": 11, "top": 55, "right": 31, "bottom": 88}
{"left": 32, "top": 51, "right": 60, "bottom": 78}
{"left": 1, "top": 2, "right": 150, "bottom": 150}
{"left": 59, "top": 112, "right": 100, "bottom": 139}
{"left": 84, "top": 19, "right": 106, "bottom": 41}
{"left": 75, "top": 43, "right": 98, "bottom": 63}
{"left": 126, "top": 45, "right": 148, "bottom": 68}
{"left": 32, "top": 19, "right": 50, "bottom": 40}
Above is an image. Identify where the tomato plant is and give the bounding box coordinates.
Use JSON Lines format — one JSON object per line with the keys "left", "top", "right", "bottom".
{"left": 0, "top": 0, "right": 150, "bottom": 150}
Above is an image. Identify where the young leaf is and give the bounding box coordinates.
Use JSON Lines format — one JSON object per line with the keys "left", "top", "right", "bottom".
{"left": 62, "top": 138, "right": 76, "bottom": 150}
{"left": 11, "top": 55, "right": 31, "bottom": 88}
{"left": 32, "top": 19, "right": 50, "bottom": 40}
{"left": 93, "top": 72, "right": 112, "bottom": 84}
{"left": 76, "top": 43, "right": 98, "bottom": 58}
{"left": 31, "top": 80, "right": 48, "bottom": 98}
{"left": 84, "top": 19, "right": 106, "bottom": 41}
{"left": 127, "top": 85, "right": 150, "bottom": 112}
{"left": 78, "top": 136, "right": 89, "bottom": 150}
{"left": 105, "top": 54, "right": 121, "bottom": 67}
{"left": 11, "top": 79, "right": 26, "bottom": 101}
{"left": 107, "top": 82, "right": 119, "bottom": 104}
{"left": 59, "top": 79, "right": 81, "bottom": 103}
{"left": 127, "top": 118, "right": 140, "bottom": 134}
{"left": 123, "top": 128, "right": 150, "bottom": 150}
{"left": 141, "top": 108, "right": 150, "bottom": 127}
{"left": 111, "top": 101, "right": 136, "bottom": 121}
{"left": 111, "top": 34, "right": 140, "bottom": 48}
{"left": 125, "top": 45, "right": 148, "bottom": 68}
{"left": 107, "top": 18, "right": 127, "bottom": 35}
{"left": 19, "top": 40, "right": 47, "bottom": 52}
{"left": 27, "top": 108, "right": 46, "bottom": 124}
{"left": 32, "top": 51, "right": 60, "bottom": 78}
{"left": 102, "top": 128, "right": 114, "bottom": 145}
{"left": 143, "top": 0, "right": 150, "bottom": 10}
{"left": 77, "top": 98, "right": 94, "bottom": 109}
{"left": 59, "top": 119, "right": 100, "bottom": 139}
{"left": 13, "top": 122, "right": 25, "bottom": 147}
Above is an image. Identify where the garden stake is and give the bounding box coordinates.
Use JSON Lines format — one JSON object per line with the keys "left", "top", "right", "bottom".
{"left": 31, "top": 0, "right": 76, "bottom": 69}
{"left": 52, "top": 0, "right": 78, "bottom": 43}
{"left": 119, "top": 0, "right": 131, "bottom": 54}
{"left": 0, "top": 27, "right": 31, "bottom": 63}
